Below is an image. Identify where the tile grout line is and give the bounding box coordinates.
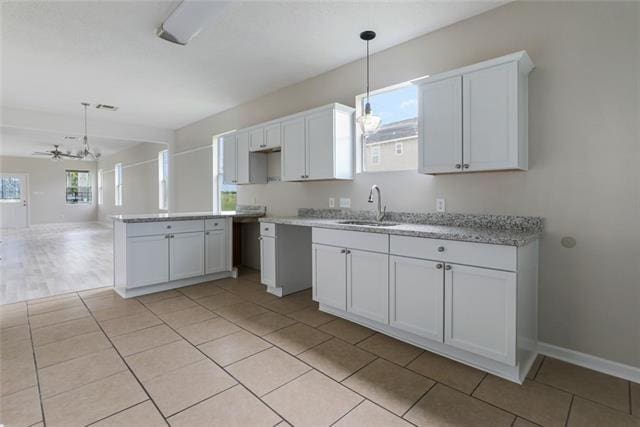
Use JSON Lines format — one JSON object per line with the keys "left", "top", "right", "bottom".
{"left": 564, "top": 394, "right": 575, "bottom": 427}
{"left": 400, "top": 379, "right": 437, "bottom": 419}
{"left": 86, "top": 399, "right": 167, "bottom": 427}
{"left": 77, "top": 293, "right": 170, "bottom": 425}
{"left": 470, "top": 372, "right": 489, "bottom": 396}
{"left": 26, "top": 293, "right": 54, "bottom": 427}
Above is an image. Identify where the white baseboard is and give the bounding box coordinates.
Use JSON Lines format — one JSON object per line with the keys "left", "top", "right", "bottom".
{"left": 538, "top": 342, "right": 640, "bottom": 383}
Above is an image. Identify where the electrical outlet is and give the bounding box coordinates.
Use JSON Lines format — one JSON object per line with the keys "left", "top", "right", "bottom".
{"left": 436, "top": 198, "right": 446, "bottom": 212}
{"left": 329, "top": 197, "right": 335, "bottom": 208}
{"left": 339, "top": 198, "right": 351, "bottom": 208}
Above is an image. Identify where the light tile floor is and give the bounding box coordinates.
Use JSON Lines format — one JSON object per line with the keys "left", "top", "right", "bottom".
{"left": 0, "top": 222, "right": 113, "bottom": 304}
{"left": 1, "top": 268, "right": 638, "bottom": 427}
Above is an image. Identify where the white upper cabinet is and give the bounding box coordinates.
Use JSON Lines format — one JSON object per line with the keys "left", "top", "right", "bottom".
{"left": 248, "top": 127, "right": 264, "bottom": 152}
{"left": 415, "top": 51, "right": 533, "bottom": 174}
{"left": 282, "top": 104, "right": 354, "bottom": 182}
{"left": 418, "top": 76, "right": 462, "bottom": 173}
{"left": 222, "top": 132, "right": 267, "bottom": 185}
{"left": 282, "top": 116, "right": 307, "bottom": 181}
{"left": 263, "top": 123, "right": 281, "bottom": 150}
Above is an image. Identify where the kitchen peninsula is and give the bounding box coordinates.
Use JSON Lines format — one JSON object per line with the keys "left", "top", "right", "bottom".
{"left": 112, "top": 206, "right": 264, "bottom": 298}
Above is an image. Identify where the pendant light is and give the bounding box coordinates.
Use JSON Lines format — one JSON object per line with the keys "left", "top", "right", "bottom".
{"left": 77, "top": 102, "right": 101, "bottom": 160}
{"left": 356, "top": 30, "right": 381, "bottom": 134}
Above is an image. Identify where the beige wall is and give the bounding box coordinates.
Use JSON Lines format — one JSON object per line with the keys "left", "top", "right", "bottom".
{"left": 173, "top": 2, "right": 640, "bottom": 367}
{"left": 97, "top": 142, "right": 167, "bottom": 222}
{"left": 0, "top": 156, "right": 97, "bottom": 224}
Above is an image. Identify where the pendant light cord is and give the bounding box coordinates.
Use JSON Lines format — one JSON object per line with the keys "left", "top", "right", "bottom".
{"left": 366, "top": 39, "right": 370, "bottom": 104}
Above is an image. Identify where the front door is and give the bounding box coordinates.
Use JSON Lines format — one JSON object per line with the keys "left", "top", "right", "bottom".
{"left": 0, "top": 173, "right": 28, "bottom": 228}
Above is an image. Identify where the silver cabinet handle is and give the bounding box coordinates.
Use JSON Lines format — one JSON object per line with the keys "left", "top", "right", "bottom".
{"left": 437, "top": 246, "right": 445, "bottom": 252}
{"left": 463, "top": 164, "right": 470, "bottom": 169}
{"left": 214, "top": 222, "right": 218, "bottom": 226}
{"left": 206, "top": 231, "right": 210, "bottom": 235}
{"left": 167, "top": 225, "right": 172, "bottom": 229}
{"left": 258, "top": 237, "right": 263, "bottom": 241}
{"left": 436, "top": 263, "right": 443, "bottom": 269}
{"left": 300, "top": 175, "right": 305, "bottom": 178}
{"left": 340, "top": 249, "right": 346, "bottom": 253}
{"left": 165, "top": 234, "right": 170, "bottom": 239}
{"left": 445, "top": 265, "right": 452, "bottom": 271}
{"left": 170, "top": 234, "right": 175, "bottom": 238}
{"left": 455, "top": 164, "right": 461, "bottom": 169}
{"left": 346, "top": 249, "right": 351, "bottom": 254}
{"left": 264, "top": 227, "right": 269, "bottom": 231}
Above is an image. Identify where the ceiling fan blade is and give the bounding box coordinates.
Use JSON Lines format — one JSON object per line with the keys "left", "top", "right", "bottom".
{"left": 61, "top": 153, "right": 81, "bottom": 158}
{"left": 32, "top": 152, "right": 53, "bottom": 155}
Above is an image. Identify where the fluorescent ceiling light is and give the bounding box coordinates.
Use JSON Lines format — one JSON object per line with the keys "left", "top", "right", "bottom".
{"left": 157, "top": 0, "right": 228, "bottom": 46}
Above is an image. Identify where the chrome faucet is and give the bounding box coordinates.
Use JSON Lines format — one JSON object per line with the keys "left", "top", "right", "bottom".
{"left": 368, "top": 185, "right": 386, "bottom": 222}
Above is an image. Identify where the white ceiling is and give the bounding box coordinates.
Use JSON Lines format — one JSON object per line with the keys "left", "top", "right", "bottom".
{"left": 1, "top": 1, "right": 504, "bottom": 130}
{"left": 0, "top": 127, "right": 153, "bottom": 159}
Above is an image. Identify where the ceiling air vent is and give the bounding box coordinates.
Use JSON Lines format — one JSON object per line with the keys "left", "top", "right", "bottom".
{"left": 95, "top": 104, "right": 119, "bottom": 111}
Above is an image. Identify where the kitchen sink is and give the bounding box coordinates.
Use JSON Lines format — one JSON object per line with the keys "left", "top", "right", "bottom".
{"left": 338, "top": 220, "right": 399, "bottom": 227}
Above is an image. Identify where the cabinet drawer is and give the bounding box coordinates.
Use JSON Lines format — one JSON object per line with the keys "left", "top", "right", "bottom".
{"left": 312, "top": 228, "right": 388, "bottom": 253}
{"left": 205, "top": 218, "right": 226, "bottom": 230}
{"left": 390, "top": 235, "right": 516, "bottom": 271}
{"left": 260, "top": 222, "right": 276, "bottom": 237}
{"left": 127, "top": 220, "right": 204, "bottom": 237}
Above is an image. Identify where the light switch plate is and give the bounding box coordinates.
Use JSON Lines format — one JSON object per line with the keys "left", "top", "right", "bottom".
{"left": 329, "top": 197, "right": 335, "bottom": 208}
{"left": 436, "top": 198, "right": 446, "bottom": 212}
{"left": 339, "top": 198, "right": 351, "bottom": 208}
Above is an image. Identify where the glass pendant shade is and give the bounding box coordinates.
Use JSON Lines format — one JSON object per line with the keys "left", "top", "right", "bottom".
{"left": 357, "top": 102, "right": 381, "bottom": 134}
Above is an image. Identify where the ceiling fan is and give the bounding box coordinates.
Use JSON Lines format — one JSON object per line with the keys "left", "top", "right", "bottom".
{"left": 32, "top": 144, "right": 80, "bottom": 161}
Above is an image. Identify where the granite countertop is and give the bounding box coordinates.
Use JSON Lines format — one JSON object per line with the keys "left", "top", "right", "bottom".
{"left": 112, "top": 205, "right": 266, "bottom": 223}
{"left": 259, "top": 209, "right": 543, "bottom": 247}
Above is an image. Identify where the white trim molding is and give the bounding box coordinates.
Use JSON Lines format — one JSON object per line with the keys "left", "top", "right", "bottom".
{"left": 538, "top": 342, "right": 640, "bottom": 383}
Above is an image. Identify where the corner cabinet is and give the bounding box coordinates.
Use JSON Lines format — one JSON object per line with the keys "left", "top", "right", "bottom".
{"left": 281, "top": 104, "right": 355, "bottom": 182}
{"left": 223, "top": 132, "right": 267, "bottom": 185}
{"left": 415, "top": 51, "right": 534, "bottom": 174}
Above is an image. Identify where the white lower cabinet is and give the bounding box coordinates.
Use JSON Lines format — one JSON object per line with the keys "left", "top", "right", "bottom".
{"left": 444, "top": 264, "right": 517, "bottom": 365}
{"left": 169, "top": 231, "right": 205, "bottom": 281}
{"left": 260, "top": 235, "right": 276, "bottom": 287}
{"left": 127, "top": 234, "right": 170, "bottom": 288}
{"left": 205, "top": 230, "right": 226, "bottom": 274}
{"left": 310, "top": 227, "right": 538, "bottom": 383}
{"left": 312, "top": 244, "right": 347, "bottom": 310}
{"left": 347, "top": 249, "right": 388, "bottom": 324}
{"left": 389, "top": 256, "right": 444, "bottom": 342}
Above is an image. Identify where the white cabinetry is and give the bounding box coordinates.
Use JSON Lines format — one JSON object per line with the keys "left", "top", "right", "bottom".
{"left": 309, "top": 226, "right": 538, "bottom": 384}
{"left": 114, "top": 218, "right": 233, "bottom": 298}
{"left": 205, "top": 219, "right": 228, "bottom": 274}
{"left": 389, "top": 256, "right": 443, "bottom": 342}
{"left": 127, "top": 235, "right": 170, "bottom": 288}
{"left": 222, "top": 132, "right": 267, "bottom": 185}
{"left": 445, "top": 264, "right": 516, "bottom": 365}
{"left": 260, "top": 236, "right": 276, "bottom": 287}
{"left": 415, "top": 51, "right": 533, "bottom": 174}
{"left": 249, "top": 123, "right": 281, "bottom": 152}
{"left": 169, "top": 231, "right": 205, "bottom": 281}
{"left": 281, "top": 104, "right": 354, "bottom": 182}
{"left": 347, "top": 249, "right": 388, "bottom": 324}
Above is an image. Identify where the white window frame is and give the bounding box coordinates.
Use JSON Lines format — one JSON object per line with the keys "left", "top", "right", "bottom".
{"left": 114, "top": 162, "right": 123, "bottom": 206}
{"left": 371, "top": 145, "right": 381, "bottom": 165}
{"left": 158, "top": 149, "right": 168, "bottom": 211}
{"left": 355, "top": 77, "right": 426, "bottom": 173}
{"left": 97, "top": 169, "right": 103, "bottom": 205}
{"left": 213, "top": 131, "right": 236, "bottom": 213}
{"left": 395, "top": 142, "right": 404, "bottom": 156}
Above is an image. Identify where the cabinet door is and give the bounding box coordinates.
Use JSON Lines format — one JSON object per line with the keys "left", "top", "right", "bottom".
{"left": 444, "top": 264, "right": 516, "bottom": 365}
{"left": 260, "top": 236, "right": 276, "bottom": 287}
{"left": 347, "top": 249, "right": 389, "bottom": 324}
{"left": 205, "top": 230, "right": 226, "bottom": 274}
{"left": 305, "top": 109, "right": 334, "bottom": 180}
{"left": 169, "top": 232, "right": 205, "bottom": 281}
{"left": 235, "top": 131, "right": 250, "bottom": 184}
{"left": 389, "top": 256, "right": 444, "bottom": 342}
{"left": 126, "top": 235, "right": 169, "bottom": 288}
{"left": 222, "top": 133, "right": 237, "bottom": 184}
{"left": 463, "top": 62, "right": 518, "bottom": 171}
{"left": 312, "top": 244, "right": 346, "bottom": 310}
{"left": 264, "top": 123, "right": 281, "bottom": 149}
{"left": 249, "top": 127, "right": 264, "bottom": 151}
{"left": 281, "top": 116, "right": 306, "bottom": 181}
{"left": 418, "top": 76, "right": 462, "bottom": 174}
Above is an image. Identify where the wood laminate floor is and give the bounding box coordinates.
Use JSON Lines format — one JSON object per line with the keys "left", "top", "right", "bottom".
{"left": 0, "top": 222, "right": 112, "bottom": 304}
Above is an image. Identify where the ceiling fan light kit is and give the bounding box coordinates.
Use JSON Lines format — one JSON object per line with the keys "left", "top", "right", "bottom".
{"left": 76, "top": 102, "right": 101, "bottom": 160}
